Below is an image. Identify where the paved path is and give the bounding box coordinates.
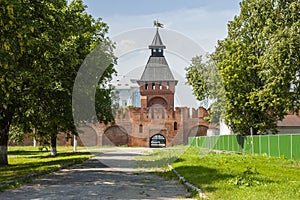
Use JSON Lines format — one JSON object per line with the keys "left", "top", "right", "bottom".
{"left": 0, "top": 148, "right": 194, "bottom": 200}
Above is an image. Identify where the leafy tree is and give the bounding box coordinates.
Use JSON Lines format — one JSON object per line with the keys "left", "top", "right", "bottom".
{"left": 212, "top": 0, "right": 300, "bottom": 135}
{"left": 0, "top": 0, "right": 116, "bottom": 165}
{"left": 185, "top": 55, "right": 226, "bottom": 125}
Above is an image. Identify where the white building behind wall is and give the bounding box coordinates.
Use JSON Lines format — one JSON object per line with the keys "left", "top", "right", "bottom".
{"left": 110, "top": 77, "right": 140, "bottom": 108}
{"left": 219, "top": 113, "right": 300, "bottom": 135}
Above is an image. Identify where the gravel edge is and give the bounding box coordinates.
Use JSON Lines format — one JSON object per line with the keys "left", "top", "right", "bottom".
{"left": 168, "top": 164, "right": 208, "bottom": 199}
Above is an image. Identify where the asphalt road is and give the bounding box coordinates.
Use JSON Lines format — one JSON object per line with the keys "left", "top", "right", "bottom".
{"left": 0, "top": 148, "right": 194, "bottom": 200}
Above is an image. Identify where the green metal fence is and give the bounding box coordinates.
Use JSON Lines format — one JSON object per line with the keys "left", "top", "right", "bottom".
{"left": 188, "top": 134, "right": 300, "bottom": 160}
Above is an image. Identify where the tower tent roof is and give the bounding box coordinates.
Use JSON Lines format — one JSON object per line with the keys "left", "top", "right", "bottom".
{"left": 149, "top": 29, "right": 166, "bottom": 49}
{"left": 139, "top": 57, "right": 176, "bottom": 82}
{"left": 139, "top": 29, "right": 177, "bottom": 83}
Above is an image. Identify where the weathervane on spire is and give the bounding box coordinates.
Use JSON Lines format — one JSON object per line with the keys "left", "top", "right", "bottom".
{"left": 154, "top": 19, "right": 164, "bottom": 29}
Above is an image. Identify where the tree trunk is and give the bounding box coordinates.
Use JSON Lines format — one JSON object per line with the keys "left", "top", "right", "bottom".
{"left": 50, "top": 133, "right": 57, "bottom": 156}
{"left": 0, "top": 109, "right": 13, "bottom": 166}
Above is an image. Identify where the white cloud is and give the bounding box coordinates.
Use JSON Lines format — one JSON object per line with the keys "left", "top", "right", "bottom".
{"left": 105, "top": 7, "right": 239, "bottom": 53}
{"left": 114, "top": 39, "right": 136, "bottom": 56}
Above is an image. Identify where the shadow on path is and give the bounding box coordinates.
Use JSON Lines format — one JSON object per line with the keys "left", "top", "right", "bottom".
{"left": 0, "top": 148, "right": 194, "bottom": 200}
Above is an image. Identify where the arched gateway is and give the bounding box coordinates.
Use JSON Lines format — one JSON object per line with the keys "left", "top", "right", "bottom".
{"left": 150, "top": 134, "right": 166, "bottom": 148}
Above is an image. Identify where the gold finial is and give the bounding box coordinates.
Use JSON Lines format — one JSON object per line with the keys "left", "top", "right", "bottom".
{"left": 154, "top": 19, "right": 164, "bottom": 29}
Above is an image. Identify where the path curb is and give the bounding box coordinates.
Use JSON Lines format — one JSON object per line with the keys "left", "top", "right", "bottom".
{"left": 168, "top": 164, "right": 208, "bottom": 199}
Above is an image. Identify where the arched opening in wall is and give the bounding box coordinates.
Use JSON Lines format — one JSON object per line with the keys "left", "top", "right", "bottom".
{"left": 103, "top": 126, "right": 128, "bottom": 146}
{"left": 149, "top": 97, "right": 167, "bottom": 119}
{"left": 174, "top": 122, "right": 177, "bottom": 130}
{"left": 139, "top": 124, "right": 143, "bottom": 133}
{"left": 149, "top": 97, "right": 168, "bottom": 108}
{"left": 150, "top": 134, "right": 166, "bottom": 148}
{"left": 152, "top": 83, "right": 155, "bottom": 90}
{"left": 188, "top": 125, "right": 208, "bottom": 137}
{"left": 78, "top": 126, "right": 97, "bottom": 146}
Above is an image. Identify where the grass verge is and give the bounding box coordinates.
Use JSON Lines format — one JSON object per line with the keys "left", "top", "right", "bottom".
{"left": 139, "top": 146, "right": 300, "bottom": 200}
{"left": 0, "top": 146, "right": 91, "bottom": 192}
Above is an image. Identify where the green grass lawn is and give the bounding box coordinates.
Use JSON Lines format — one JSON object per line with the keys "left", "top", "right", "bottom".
{"left": 0, "top": 146, "right": 91, "bottom": 191}
{"left": 141, "top": 147, "right": 300, "bottom": 200}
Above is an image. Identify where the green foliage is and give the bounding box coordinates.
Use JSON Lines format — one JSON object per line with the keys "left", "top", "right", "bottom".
{"left": 185, "top": 56, "right": 209, "bottom": 101}
{"left": 185, "top": 55, "right": 226, "bottom": 125}
{"left": 228, "top": 167, "right": 261, "bottom": 188}
{"left": 213, "top": 0, "right": 300, "bottom": 134}
{"left": 0, "top": 0, "right": 116, "bottom": 164}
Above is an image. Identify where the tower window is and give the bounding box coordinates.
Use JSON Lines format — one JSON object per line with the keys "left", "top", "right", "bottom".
{"left": 174, "top": 122, "right": 178, "bottom": 130}
{"left": 159, "top": 82, "right": 162, "bottom": 90}
{"left": 166, "top": 82, "right": 169, "bottom": 89}
{"left": 139, "top": 124, "right": 143, "bottom": 133}
{"left": 158, "top": 49, "right": 162, "bottom": 52}
{"left": 152, "top": 83, "right": 155, "bottom": 90}
{"left": 145, "top": 83, "right": 148, "bottom": 90}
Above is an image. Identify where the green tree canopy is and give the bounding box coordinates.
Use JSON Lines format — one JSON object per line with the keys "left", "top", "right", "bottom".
{"left": 185, "top": 55, "right": 226, "bottom": 125}
{"left": 0, "top": 0, "right": 116, "bottom": 165}
{"left": 212, "top": 0, "right": 300, "bottom": 134}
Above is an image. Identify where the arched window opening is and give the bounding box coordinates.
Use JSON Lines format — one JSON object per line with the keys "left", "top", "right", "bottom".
{"left": 139, "top": 124, "right": 143, "bottom": 133}
{"left": 166, "top": 82, "right": 169, "bottom": 89}
{"left": 145, "top": 83, "right": 148, "bottom": 90}
{"left": 152, "top": 83, "right": 155, "bottom": 90}
{"left": 159, "top": 82, "right": 162, "bottom": 90}
{"left": 174, "top": 122, "right": 178, "bottom": 130}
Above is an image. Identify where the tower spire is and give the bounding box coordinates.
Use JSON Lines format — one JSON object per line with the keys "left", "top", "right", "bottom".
{"left": 149, "top": 20, "right": 166, "bottom": 52}
{"left": 137, "top": 21, "right": 178, "bottom": 110}
{"left": 153, "top": 19, "right": 164, "bottom": 29}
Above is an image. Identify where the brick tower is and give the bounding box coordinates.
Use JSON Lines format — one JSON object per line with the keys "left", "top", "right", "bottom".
{"left": 92, "top": 26, "right": 210, "bottom": 148}
{"left": 137, "top": 28, "right": 178, "bottom": 110}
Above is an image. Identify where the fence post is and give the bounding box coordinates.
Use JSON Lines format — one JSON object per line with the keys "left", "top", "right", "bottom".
{"left": 227, "top": 135, "right": 229, "bottom": 151}
{"left": 290, "top": 134, "right": 293, "bottom": 159}
{"left": 278, "top": 134, "right": 280, "bottom": 158}
{"left": 259, "top": 135, "right": 261, "bottom": 155}
{"left": 250, "top": 127, "right": 254, "bottom": 155}
{"left": 220, "top": 135, "right": 225, "bottom": 150}
{"left": 268, "top": 135, "right": 270, "bottom": 157}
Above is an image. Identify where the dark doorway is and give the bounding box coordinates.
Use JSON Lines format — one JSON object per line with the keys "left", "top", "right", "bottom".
{"left": 150, "top": 134, "right": 166, "bottom": 148}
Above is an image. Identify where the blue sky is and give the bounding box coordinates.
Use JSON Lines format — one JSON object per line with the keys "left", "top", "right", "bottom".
{"left": 83, "top": 0, "right": 240, "bottom": 17}
{"left": 82, "top": 0, "right": 241, "bottom": 52}
{"left": 80, "top": 0, "right": 242, "bottom": 107}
